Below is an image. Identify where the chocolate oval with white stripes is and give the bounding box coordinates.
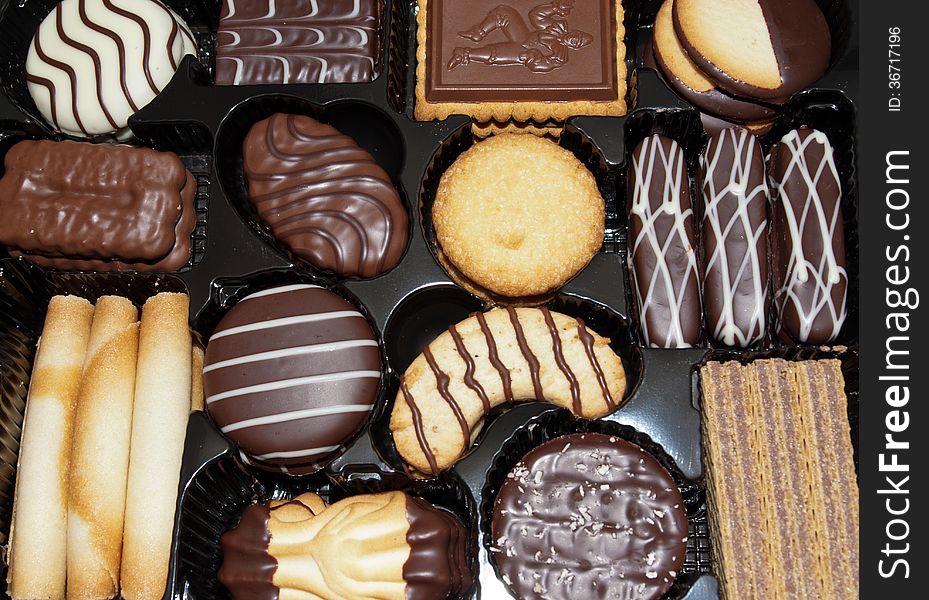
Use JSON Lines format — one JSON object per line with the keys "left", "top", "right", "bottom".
{"left": 768, "top": 128, "right": 847, "bottom": 344}
{"left": 25, "top": 0, "right": 197, "bottom": 138}
{"left": 204, "top": 284, "right": 381, "bottom": 475}
{"left": 699, "top": 127, "right": 769, "bottom": 348}
{"left": 627, "top": 134, "right": 702, "bottom": 348}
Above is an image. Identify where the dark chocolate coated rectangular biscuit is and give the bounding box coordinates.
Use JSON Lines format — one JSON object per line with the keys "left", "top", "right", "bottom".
{"left": 215, "top": 0, "right": 381, "bottom": 85}
{"left": 0, "top": 140, "right": 190, "bottom": 263}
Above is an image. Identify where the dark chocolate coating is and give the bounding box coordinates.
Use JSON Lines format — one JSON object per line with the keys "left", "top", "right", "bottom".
{"left": 218, "top": 504, "right": 277, "bottom": 600}
{"left": 652, "top": 40, "right": 779, "bottom": 123}
{"left": 0, "top": 140, "right": 195, "bottom": 270}
{"left": 699, "top": 127, "right": 769, "bottom": 347}
{"left": 492, "top": 433, "right": 688, "bottom": 600}
{"left": 204, "top": 284, "right": 381, "bottom": 475}
{"left": 404, "top": 496, "right": 474, "bottom": 600}
{"left": 215, "top": 0, "right": 380, "bottom": 85}
{"left": 673, "top": 0, "right": 831, "bottom": 100}
{"left": 243, "top": 113, "right": 409, "bottom": 279}
{"left": 768, "top": 128, "right": 847, "bottom": 344}
{"left": 627, "top": 134, "right": 702, "bottom": 348}
{"left": 425, "top": 0, "right": 618, "bottom": 102}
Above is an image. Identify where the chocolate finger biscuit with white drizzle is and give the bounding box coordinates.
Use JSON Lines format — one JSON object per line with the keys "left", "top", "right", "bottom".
{"left": 628, "top": 134, "right": 702, "bottom": 348}
{"left": 768, "top": 128, "right": 847, "bottom": 344}
{"left": 390, "top": 307, "right": 626, "bottom": 476}
{"left": 699, "top": 127, "right": 769, "bottom": 347}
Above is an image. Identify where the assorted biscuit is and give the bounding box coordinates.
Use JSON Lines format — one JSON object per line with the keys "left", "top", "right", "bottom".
{"left": 652, "top": 0, "right": 831, "bottom": 128}
{"left": 0, "top": 140, "right": 197, "bottom": 272}
{"left": 7, "top": 293, "right": 198, "bottom": 600}
{"left": 628, "top": 125, "right": 847, "bottom": 348}
{"left": 0, "top": 1, "right": 857, "bottom": 599}
{"left": 219, "top": 491, "right": 472, "bottom": 600}
{"left": 699, "top": 358, "right": 858, "bottom": 600}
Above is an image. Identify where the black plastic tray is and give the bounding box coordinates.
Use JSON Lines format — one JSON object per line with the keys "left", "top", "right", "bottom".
{"left": 0, "top": 1, "right": 859, "bottom": 599}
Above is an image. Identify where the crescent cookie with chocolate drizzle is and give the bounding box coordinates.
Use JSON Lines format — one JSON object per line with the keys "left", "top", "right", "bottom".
{"left": 218, "top": 491, "right": 473, "bottom": 600}
{"left": 390, "top": 307, "right": 626, "bottom": 476}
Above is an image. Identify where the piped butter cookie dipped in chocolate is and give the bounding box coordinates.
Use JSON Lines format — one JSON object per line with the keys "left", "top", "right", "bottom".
{"left": 390, "top": 308, "right": 626, "bottom": 476}
{"left": 699, "top": 127, "right": 769, "bottom": 348}
{"left": 628, "top": 134, "right": 702, "bottom": 348}
{"left": 219, "top": 491, "right": 473, "bottom": 600}
{"left": 768, "top": 128, "right": 847, "bottom": 344}
{"left": 26, "top": 0, "right": 197, "bottom": 138}
{"left": 204, "top": 284, "right": 381, "bottom": 475}
{"left": 672, "top": 0, "right": 831, "bottom": 101}
{"left": 491, "top": 433, "right": 689, "bottom": 600}
{"left": 243, "top": 113, "right": 409, "bottom": 279}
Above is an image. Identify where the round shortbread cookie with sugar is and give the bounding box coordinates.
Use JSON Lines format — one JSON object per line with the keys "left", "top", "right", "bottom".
{"left": 672, "top": 0, "right": 831, "bottom": 100}
{"left": 653, "top": 0, "right": 778, "bottom": 123}
{"left": 26, "top": 0, "right": 198, "bottom": 138}
{"left": 432, "top": 134, "right": 604, "bottom": 301}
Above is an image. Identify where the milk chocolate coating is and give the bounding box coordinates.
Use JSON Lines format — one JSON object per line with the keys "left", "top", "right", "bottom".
{"left": 627, "top": 134, "right": 702, "bottom": 348}
{"left": 216, "top": 0, "right": 380, "bottom": 85}
{"left": 425, "top": 0, "right": 618, "bottom": 102}
{"left": 0, "top": 140, "right": 195, "bottom": 271}
{"left": 699, "top": 128, "right": 769, "bottom": 347}
{"left": 673, "top": 0, "right": 831, "bottom": 100}
{"left": 768, "top": 128, "right": 847, "bottom": 344}
{"left": 243, "top": 113, "right": 409, "bottom": 278}
{"left": 204, "top": 284, "right": 381, "bottom": 475}
{"left": 492, "top": 433, "right": 688, "bottom": 600}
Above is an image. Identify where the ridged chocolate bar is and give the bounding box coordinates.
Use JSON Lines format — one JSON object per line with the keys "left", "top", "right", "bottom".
{"left": 0, "top": 140, "right": 194, "bottom": 267}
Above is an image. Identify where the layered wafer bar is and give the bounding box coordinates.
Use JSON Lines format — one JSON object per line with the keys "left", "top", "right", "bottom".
{"left": 699, "top": 362, "right": 772, "bottom": 599}
{"left": 0, "top": 140, "right": 196, "bottom": 271}
{"left": 700, "top": 358, "right": 858, "bottom": 600}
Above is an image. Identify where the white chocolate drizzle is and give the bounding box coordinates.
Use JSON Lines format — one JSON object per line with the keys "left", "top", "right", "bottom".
{"left": 769, "top": 129, "right": 847, "bottom": 343}
{"left": 700, "top": 127, "right": 768, "bottom": 347}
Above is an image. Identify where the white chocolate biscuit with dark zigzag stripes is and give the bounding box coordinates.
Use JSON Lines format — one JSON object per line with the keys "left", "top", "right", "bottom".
{"left": 25, "top": 0, "right": 197, "bottom": 138}
{"left": 390, "top": 307, "right": 626, "bottom": 476}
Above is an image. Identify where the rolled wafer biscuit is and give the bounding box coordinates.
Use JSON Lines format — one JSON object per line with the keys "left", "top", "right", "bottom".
{"left": 390, "top": 307, "right": 626, "bottom": 475}
{"left": 67, "top": 296, "right": 140, "bottom": 600}
{"left": 219, "top": 491, "right": 472, "bottom": 600}
{"left": 120, "top": 293, "right": 192, "bottom": 600}
{"left": 7, "top": 296, "right": 95, "bottom": 600}
{"left": 191, "top": 343, "right": 204, "bottom": 412}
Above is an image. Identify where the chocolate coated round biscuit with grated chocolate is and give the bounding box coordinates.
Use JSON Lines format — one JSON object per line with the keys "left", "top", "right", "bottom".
{"left": 491, "top": 433, "right": 688, "bottom": 600}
